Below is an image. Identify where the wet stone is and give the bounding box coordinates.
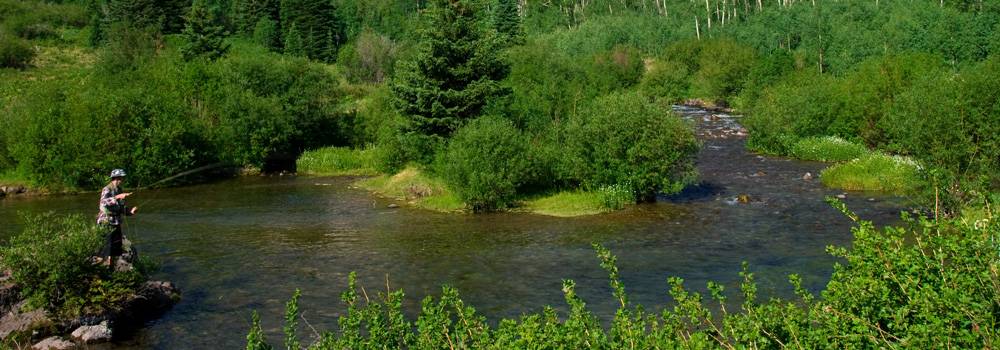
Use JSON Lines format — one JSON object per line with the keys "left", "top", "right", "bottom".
{"left": 71, "top": 321, "right": 111, "bottom": 343}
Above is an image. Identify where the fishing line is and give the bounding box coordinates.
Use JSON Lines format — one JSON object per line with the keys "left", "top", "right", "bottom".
{"left": 133, "top": 162, "right": 226, "bottom": 209}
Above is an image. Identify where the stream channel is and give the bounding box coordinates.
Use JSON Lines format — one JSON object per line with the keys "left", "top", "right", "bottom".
{"left": 0, "top": 106, "right": 908, "bottom": 348}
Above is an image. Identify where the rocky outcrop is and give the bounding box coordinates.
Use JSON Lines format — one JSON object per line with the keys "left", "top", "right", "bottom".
{"left": 32, "top": 336, "right": 75, "bottom": 350}
{"left": 0, "top": 185, "right": 27, "bottom": 198}
{"left": 70, "top": 321, "right": 111, "bottom": 343}
{"left": 0, "top": 300, "right": 54, "bottom": 340}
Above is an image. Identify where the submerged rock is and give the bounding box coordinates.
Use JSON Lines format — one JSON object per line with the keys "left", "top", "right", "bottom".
{"left": 32, "top": 336, "right": 75, "bottom": 350}
{"left": 71, "top": 321, "right": 111, "bottom": 343}
{"left": 803, "top": 172, "right": 813, "bottom": 180}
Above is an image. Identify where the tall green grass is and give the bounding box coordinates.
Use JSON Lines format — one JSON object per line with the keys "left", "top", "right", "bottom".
{"left": 296, "top": 146, "right": 380, "bottom": 176}
{"left": 790, "top": 136, "right": 868, "bottom": 162}
{"left": 821, "top": 153, "right": 921, "bottom": 194}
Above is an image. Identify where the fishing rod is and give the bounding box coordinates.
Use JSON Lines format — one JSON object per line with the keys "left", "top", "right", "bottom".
{"left": 132, "top": 162, "right": 227, "bottom": 209}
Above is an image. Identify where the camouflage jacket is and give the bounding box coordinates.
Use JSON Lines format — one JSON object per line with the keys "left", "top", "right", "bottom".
{"left": 97, "top": 183, "right": 131, "bottom": 226}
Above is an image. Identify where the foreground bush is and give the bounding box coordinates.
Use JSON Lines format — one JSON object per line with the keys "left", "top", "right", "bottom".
{"left": 0, "top": 35, "right": 34, "bottom": 69}
{"left": 249, "top": 202, "right": 999, "bottom": 348}
{"left": 436, "top": 116, "right": 533, "bottom": 212}
{"left": 0, "top": 213, "right": 148, "bottom": 318}
{"left": 565, "top": 92, "right": 700, "bottom": 202}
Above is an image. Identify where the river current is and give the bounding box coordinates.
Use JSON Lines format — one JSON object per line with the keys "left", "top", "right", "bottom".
{"left": 0, "top": 106, "right": 907, "bottom": 348}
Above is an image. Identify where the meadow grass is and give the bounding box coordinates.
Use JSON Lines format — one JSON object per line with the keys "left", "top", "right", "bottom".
{"left": 296, "top": 146, "right": 380, "bottom": 176}
{"left": 790, "top": 136, "right": 869, "bottom": 162}
{"left": 354, "top": 166, "right": 464, "bottom": 212}
{"left": 820, "top": 153, "right": 921, "bottom": 194}
{"left": 521, "top": 191, "right": 608, "bottom": 217}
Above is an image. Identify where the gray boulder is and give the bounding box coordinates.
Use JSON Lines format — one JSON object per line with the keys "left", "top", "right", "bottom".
{"left": 32, "top": 336, "right": 76, "bottom": 350}
{"left": 0, "top": 300, "right": 54, "bottom": 339}
{"left": 70, "top": 321, "right": 111, "bottom": 343}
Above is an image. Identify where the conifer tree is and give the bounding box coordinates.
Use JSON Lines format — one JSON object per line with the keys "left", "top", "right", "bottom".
{"left": 232, "top": 0, "right": 278, "bottom": 36}
{"left": 278, "top": 0, "right": 341, "bottom": 62}
{"left": 283, "top": 22, "right": 306, "bottom": 56}
{"left": 253, "top": 17, "right": 281, "bottom": 51}
{"left": 391, "top": 0, "right": 511, "bottom": 138}
{"left": 181, "top": 0, "right": 231, "bottom": 61}
{"left": 494, "top": 0, "right": 523, "bottom": 45}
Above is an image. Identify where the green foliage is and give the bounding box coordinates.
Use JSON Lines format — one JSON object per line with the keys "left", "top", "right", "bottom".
{"left": 820, "top": 153, "right": 921, "bottom": 194}
{"left": 598, "top": 183, "right": 632, "bottom": 210}
{"left": 284, "top": 288, "right": 301, "bottom": 350}
{"left": 181, "top": 1, "right": 230, "bottom": 61}
{"left": 246, "top": 310, "right": 273, "bottom": 350}
{"left": 493, "top": 0, "right": 523, "bottom": 45}
{"left": 436, "top": 116, "right": 532, "bottom": 212}
{"left": 391, "top": 0, "right": 510, "bottom": 138}
{"left": 789, "top": 136, "right": 868, "bottom": 162}
{"left": 337, "top": 28, "right": 398, "bottom": 84}
{"left": 249, "top": 209, "right": 1000, "bottom": 348}
{"left": 252, "top": 17, "right": 280, "bottom": 51}
{"left": 98, "top": 22, "right": 161, "bottom": 73}
{"left": 663, "top": 38, "right": 755, "bottom": 103}
{"left": 0, "top": 213, "right": 148, "bottom": 318}
{"left": 279, "top": 0, "right": 342, "bottom": 62}
{"left": 565, "top": 92, "right": 700, "bottom": 201}
{"left": 639, "top": 59, "right": 689, "bottom": 103}
{"left": 0, "top": 34, "right": 34, "bottom": 69}
{"left": 232, "top": 0, "right": 278, "bottom": 37}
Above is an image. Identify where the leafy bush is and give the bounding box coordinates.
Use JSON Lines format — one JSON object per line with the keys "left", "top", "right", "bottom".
{"left": 789, "top": 136, "right": 868, "bottom": 162}
{"left": 0, "top": 34, "right": 34, "bottom": 69}
{"left": 743, "top": 70, "right": 849, "bottom": 155}
{"left": 0, "top": 213, "right": 147, "bottom": 318}
{"left": 249, "top": 207, "right": 1000, "bottom": 348}
{"left": 565, "top": 92, "right": 700, "bottom": 201}
{"left": 639, "top": 59, "right": 689, "bottom": 103}
{"left": 337, "top": 29, "right": 398, "bottom": 84}
{"left": 820, "top": 153, "right": 921, "bottom": 194}
{"left": 663, "top": 38, "right": 755, "bottom": 103}
{"left": 436, "top": 116, "right": 533, "bottom": 212}
{"left": 586, "top": 44, "right": 644, "bottom": 90}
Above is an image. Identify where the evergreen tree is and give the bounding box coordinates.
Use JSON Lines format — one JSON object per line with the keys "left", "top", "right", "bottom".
{"left": 494, "top": 0, "right": 523, "bottom": 45}
{"left": 232, "top": 0, "right": 278, "bottom": 36}
{"left": 87, "top": 0, "right": 106, "bottom": 47}
{"left": 391, "top": 0, "right": 511, "bottom": 139}
{"left": 181, "top": 0, "right": 231, "bottom": 61}
{"left": 283, "top": 22, "right": 305, "bottom": 56}
{"left": 253, "top": 17, "right": 281, "bottom": 51}
{"left": 107, "top": 0, "right": 190, "bottom": 33}
{"left": 278, "top": 0, "right": 342, "bottom": 62}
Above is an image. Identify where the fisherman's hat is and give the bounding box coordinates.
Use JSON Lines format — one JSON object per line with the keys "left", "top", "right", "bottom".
{"left": 110, "top": 169, "right": 127, "bottom": 178}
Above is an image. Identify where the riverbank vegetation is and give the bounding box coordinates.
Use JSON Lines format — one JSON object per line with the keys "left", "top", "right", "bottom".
{"left": 0, "top": 213, "right": 153, "bottom": 319}
{"left": 248, "top": 201, "right": 999, "bottom": 348}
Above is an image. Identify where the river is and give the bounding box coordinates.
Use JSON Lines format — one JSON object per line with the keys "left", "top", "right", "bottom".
{"left": 0, "top": 106, "right": 907, "bottom": 348}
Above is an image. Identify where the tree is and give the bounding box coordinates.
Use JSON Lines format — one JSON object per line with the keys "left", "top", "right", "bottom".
{"left": 253, "top": 17, "right": 281, "bottom": 51}
{"left": 494, "top": 0, "right": 523, "bottom": 45}
{"left": 391, "top": 0, "right": 511, "bottom": 139}
{"left": 232, "top": 0, "right": 278, "bottom": 36}
{"left": 279, "top": 0, "right": 342, "bottom": 62}
{"left": 181, "top": 0, "right": 231, "bottom": 61}
{"left": 283, "top": 22, "right": 305, "bottom": 56}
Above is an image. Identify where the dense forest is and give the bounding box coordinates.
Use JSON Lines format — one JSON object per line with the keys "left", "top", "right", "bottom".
{"left": 1, "top": 0, "right": 999, "bottom": 348}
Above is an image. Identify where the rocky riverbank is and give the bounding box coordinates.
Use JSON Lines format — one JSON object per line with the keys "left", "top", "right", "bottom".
{"left": 0, "top": 243, "right": 180, "bottom": 349}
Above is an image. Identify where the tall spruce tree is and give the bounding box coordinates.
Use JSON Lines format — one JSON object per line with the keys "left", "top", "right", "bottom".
{"left": 494, "top": 0, "right": 523, "bottom": 45}
{"left": 279, "top": 0, "right": 341, "bottom": 62}
{"left": 232, "top": 0, "right": 278, "bottom": 36}
{"left": 391, "top": 0, "right": 510, "bottom": 138}
{"left": 181, "top": 0, "right": 230, "bottom": 61}
{"left": 283, "top": 22, "right": 305, "bottom": 56}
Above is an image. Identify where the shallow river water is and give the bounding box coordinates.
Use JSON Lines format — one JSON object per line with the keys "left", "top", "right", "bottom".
{"left": 0, "top": 106, "right": 908, "bottom": 348}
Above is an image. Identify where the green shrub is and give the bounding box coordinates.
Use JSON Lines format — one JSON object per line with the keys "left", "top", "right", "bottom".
{"left": 565, "top": 92, "right": 700, "bottom": 201}
{"left": 663, "top": 38, "right": 755, "bottom": 103}
{"left": 820, "top": 153, "right": 921, "bottom": 194}
{"left": 587, "top": 44, "right": 644, "bottom": 90}
{"left": 639, "top": 59, "right": 689, "bottom": 103}
{"left": 789, "top": 136, "right": 868, "bottom": 162}
{"left": 297, "top": 146, "right": 380, "bottom": 176}
{"left": 436, "top": 116, "right": 533, "bottom": 212}
{"left": 0, "top": 213, "right": 147, "bottom": 318}
{"left": 0, "top": 35, "right": 34, "bottom": 69}
{"left": 743, "top": 71, "right": 849, "bottom": 155}
{"left": 337, "top": 29, "right": 399, "bottom": 84}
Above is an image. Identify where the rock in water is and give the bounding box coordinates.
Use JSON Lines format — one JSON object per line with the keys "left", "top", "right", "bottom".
{"left": 737, "top": 194, "right": 751, "bottom": 203}
{"left": 836, "top": 194, "right": 847, "bottom": 199}
{"left": 802, "top": 172, "right": 813, "bottom": 180}
{"left": 71, "top": 321, "right": 111, "bottom": 343}
{"left": 387, "top": 204, "right": 400, "bottom": 209}
{"left": 32, "top": 336, "right": 75, "bottom": 350}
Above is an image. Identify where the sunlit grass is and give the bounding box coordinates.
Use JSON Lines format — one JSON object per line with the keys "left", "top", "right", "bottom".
{"left": 521, "top": 191, "right": 608, "bottom": 217}
{"left": 297, "top": 146, "right": 380, "bottom": 176}
{"left": 355, "top": 166, "right": 464, "bottom": 212}
{"left": 790, "top": 136, "right": 868, "bottom": 162}
{"left": 820, "top": 153, "right": 921, "bottom": 194}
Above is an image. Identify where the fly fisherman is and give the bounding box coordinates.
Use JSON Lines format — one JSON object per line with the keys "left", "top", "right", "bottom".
{"left": 97, "top": 169, "right": 138, "bottom": 269}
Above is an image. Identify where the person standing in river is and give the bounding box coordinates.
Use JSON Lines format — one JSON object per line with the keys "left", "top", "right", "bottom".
{"left": 97, "top": 169, "right": 138, "bottom": 269}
